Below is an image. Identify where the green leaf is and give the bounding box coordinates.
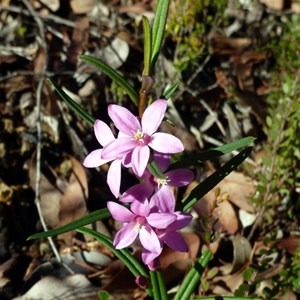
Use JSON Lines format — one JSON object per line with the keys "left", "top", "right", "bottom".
{"left": 77, "top": 227, "right": 151, "bottom": 295}
{"left": 163, "top": 83, "right": 179, "bottom": 99}
{"left": 177, "top": 147, "right": 253, "bottom": 212}
{"left": 48, "top": 79, "right": 95, "bottom": 126}
{"left": 194, "top": 297, "right": 262, "bottom": 300}
{"left": 150, "top": 270, "right": 169, "bottom": 300}
{"left": 170, "top": 136, "right": 255, "bottom": 170}
{"left": 151, "top": 0, "right": 170, "bottom": 67}
{"left": 147, "top": 160, "right": 166, "bottom": 179}
{"left": 98, "top": 290, "right": 110, "bottom": 300}
{"left": 150, "top": 271, "right": 160, "bottom": 300}
{"left": 174, "top": 249, "right": 212, "bottom": 300}
{"left": 142, "top": 16, "right": 152, "bottom": 76}
{"left": 80, "top": 55, "right": 139, "bottom": 106}
{"left": 27, "top": 208, "right": 110, "bottom": 240}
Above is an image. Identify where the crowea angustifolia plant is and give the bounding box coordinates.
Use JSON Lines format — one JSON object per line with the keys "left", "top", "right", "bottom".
{"left": 28, "top": 1, "right": 258, "bottom": 299}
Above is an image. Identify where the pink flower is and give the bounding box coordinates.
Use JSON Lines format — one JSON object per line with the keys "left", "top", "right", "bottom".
{"left": 141, "top": 187, "right": 192, "bottom": 265}
{"left": 107, "top": 187, "right": 192, "bottom": 266}
{"left": 83, "top": 120, "right": 123, "bottom": 198}
{"left": 120, "top": 153, "right": 194, "bottom": 203}
{"left": 107, "top": 198, "right": 176, "bottom": 255}
{"left": 101, "top": 100, "right": 184, "bottom": 177}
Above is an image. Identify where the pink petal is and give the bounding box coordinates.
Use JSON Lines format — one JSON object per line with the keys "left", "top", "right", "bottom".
{"left": 122, "top": 152, "right": 132, "bottom": 167}
{"left": 165, "top": 169, "right": 194, "bottom": 187}
{"left": 153, "top": 152, "right": 171, "bottom": 171}
{"left": 141, "top": 100, "right": 167, "bottom": 135}
{"left": 131, "top": 198, "right": 150, "bottom": 217}
{"left": 107, "top": 201, "right": 135, "bottom": 222}
{"left": 167, "top": 212, "right": 192, "bottom": 230}
{"left": 108, "top": 104, "right": 141, "bottom": 135}
{"left": 101, "top": 138, "right": 136, "bottom": 159}
{"left": 107, "top": 159, "right": 122, "bottom": 198}
{"left": 83, "top": 149, "right": 111, "bottom": 168}
{"left": 149, "top": 133, "right": 184, "bottom": 153}
{"left": 131, "top": 146, "right": 150, "bottom": 177}
{"left": 147, "top": 212, "right": 176, "bottom": 229}
{"left": 162, "top": 231, "right": 189, "bottom": 252}
{"left": 120, "top": 182, "right": 154, "bottom": 203}
{"left": 135, "top": 275, "right": 150, "bottom": 289}
{"left": 139, "top": 225, "right": 162, "bottom": 253}
{"left": 114, "top": 222, "right": 138, "bottom": 249}
{"left": 150, "top": 186, "right": 175, "bottom": 213}
{"left": 141, "top": 249, "right": 162, "bottom": 266}
{"left": 94, "top": 119, "right": 115, "bottom": 146}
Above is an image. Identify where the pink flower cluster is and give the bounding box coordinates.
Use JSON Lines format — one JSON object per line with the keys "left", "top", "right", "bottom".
{"left": 83, "top": 99, "right": 193, "bottom": 267}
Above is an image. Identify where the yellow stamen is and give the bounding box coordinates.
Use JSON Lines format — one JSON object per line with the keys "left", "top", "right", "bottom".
{"left": 157, "top": 177, "right": 169, "bottom": 188}
{"left": 135, "top": 223, "right": 142, "bottom": 231}
{"left": 134, "top": 129, "right": 144, "bottom": 141}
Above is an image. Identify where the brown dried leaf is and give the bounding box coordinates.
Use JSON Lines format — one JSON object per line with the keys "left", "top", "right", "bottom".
{"left": 160, "top": 232, "right": 200, "bottom": 270}
{"left": 209, "top": 31, "right": 252, "bottom": 55}
{"left": 277, "top": 236, "right": 300, "bottom": 255}
{"left": 29, "top": 157, "right": 61, "bottom": 228}
{"left": 29, "top": 155, "right": 88, "bottom": 232}
{"left": 58, "top": 156, "right": 88, "bottom": 241}
{"left": 213, "top": 200, "right": 239, "bottom": 234}
{"left": 69, "top": 17, "right": 89, "bottom": 66}
{"left": 159, "top": 232, "right": 200, "bottom": 285}
{"left": 70, "top": 0, "right": 97, "bottom": 14}
{"left": 203, "top": 171, "right": 255, "bottom": 213}
{"left": 12, "top": 274, "right": 98, "bottom": 300}
{"left": 213, "top": 263, "right": 248, "bottom": 293}
{"left": 33, "top": 48, "right": 46, "bottom": 73}
{"left": 260, "top": 0, "right": 284, "bottom": 10}
{"left": 218, "top": 236, "right": 252, "bottom": 275}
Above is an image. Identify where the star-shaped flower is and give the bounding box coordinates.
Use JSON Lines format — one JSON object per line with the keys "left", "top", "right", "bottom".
{"left": 101, "top": 100, "right": 184, "bottom": 177}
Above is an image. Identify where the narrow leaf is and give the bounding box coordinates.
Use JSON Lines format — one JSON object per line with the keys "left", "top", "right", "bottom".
{"left": 170, "top": 137, "right": 255, "bottom": 170}
{"left": 147, "top": 160, "right": 166, "bottom": 179}
{"left": 177, "top": 147, "right": 253, "bottom": 212}
{"left": 162, "top": 83, "right": 179, "bottom": 99}
{"left": 77, "top": 227, "right": 149, "bottom": 278}
{"left": 27, "top": 208, "right": 110, "bottom": 240}
{"left": 194, "top": 297, "right": 262, "bottom": 300}
{"left": 151, "top": 0, "right": 170, "bottom": 67}
{"left": 174, "top": 250, "right": 212, "bottom": 300}
{"left": 98, "top": 290, "right": 111, "bottom": 300}
{"left": 142, "top": 16, "right": 152, "bottom": 76}
{"left": 150, "top": 271, "right": 161, "bottom": 300}
{"left": 48, "top": 79, "right": 95, "bottom": 126}
{"left": 80, "top": 55, "right": 139, "bottom": 106}
{"left": 156, "top": 270, "right": 168, "bottom": 300}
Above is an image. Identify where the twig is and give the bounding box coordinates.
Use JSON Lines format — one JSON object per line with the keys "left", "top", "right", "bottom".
{"left": 0, "top": 4, "right": 102, "bottom": 38}
{"left": 0, "top": 70, "right": 76, "bottom": 82}
{"left": 21, "top": 0, "right": 68, "bottom": 269}
{"left": 247, "top": 81, "right": 297, "bottom": 241}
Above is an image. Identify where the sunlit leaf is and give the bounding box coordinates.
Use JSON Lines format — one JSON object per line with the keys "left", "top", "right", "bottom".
{"left": 177, "top": 147, "right": 253, "bottom": 212}
{"left": 27, "top": 208, "right": 110, "bottom": 240}
{"left": 80, "top": 55, "right": 139, "bottom": 106}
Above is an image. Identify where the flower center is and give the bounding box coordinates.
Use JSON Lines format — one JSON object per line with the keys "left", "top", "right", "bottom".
{"left": 134, "top": 129, "right": 145, "bottom": 142}
{"left": 134, "top": 216, "right": 146, "bottom": 232}
{"left": 156, "top": 176, "right": 170, "bottom": 188}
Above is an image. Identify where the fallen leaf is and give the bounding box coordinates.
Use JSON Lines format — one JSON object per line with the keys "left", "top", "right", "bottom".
{"left": 29, "top": 157, "right": 61, "bottom": 228}
{"left": 213, "top": 200, "right": 239, "bottom": 234}
{"left": 70, "top": 0, "right": 97, "bottom": 14}
{"left": 218, "top": 236, "right": 252, "bottom": 275}
{"left": 277, "top": 236, "right": 300, "bottom": 255}
{"left": 58, "top": 156, "right": 88, "bottom": 241}
{"left": 12, "top": 274, "right": 98, "bottom": 300}
{"left": 260, "top": 0, "right": 284, "bottom": 11}
{"left": 200, "top": 171, "right": 255, "bottom": 213}
{"left": 160, "top": 232, "right": 201, "bottom": 285}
